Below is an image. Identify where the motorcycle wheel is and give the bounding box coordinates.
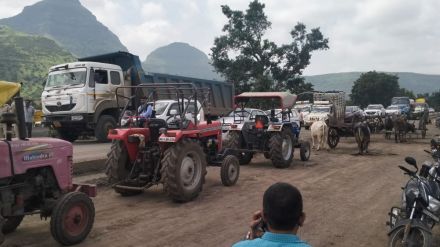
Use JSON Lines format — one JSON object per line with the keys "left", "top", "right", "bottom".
{"left": 388, "top": 225, "right": 431, "bottom": 247}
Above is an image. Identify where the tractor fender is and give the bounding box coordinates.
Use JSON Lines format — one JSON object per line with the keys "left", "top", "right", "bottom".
{"left": 107, "top": 128, "right": 149, "bottom": 161}
{"left": 267, "top": 123, "right": 292, "bottom": 132}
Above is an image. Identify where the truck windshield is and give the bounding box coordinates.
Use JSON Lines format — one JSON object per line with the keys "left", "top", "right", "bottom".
{"left": 312, "top": 106, "right": 330, "bottom": 113}
{"left": 46, "top": 68, "right": 87, "bottom": 88}
{"left": 367, "top": 105, "right": 381, "bottom": 109}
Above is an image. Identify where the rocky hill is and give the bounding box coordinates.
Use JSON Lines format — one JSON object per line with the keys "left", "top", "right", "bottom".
{"left": 143, "top": 42, "right": 222, "bottom": 80}
{"left": 0, "top": 0, "right": 127, "bottom": 57}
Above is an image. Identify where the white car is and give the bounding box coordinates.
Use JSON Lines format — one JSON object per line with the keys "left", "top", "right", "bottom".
{"left": 385, "top": 105, "right": 401, "bottom": 115}
{"left": 364, "top": 104, "right": 385, "bottom": 117}
{"left": 303, "top": 104, "right": 331, "bottom": 129}
{"left": 220, "top": 108, "right": 267, "bottom": 132}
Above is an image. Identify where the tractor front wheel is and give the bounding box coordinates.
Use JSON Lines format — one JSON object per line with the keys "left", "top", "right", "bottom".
{"left": 220, "top": 155, "right": 240, "bottom": 186}
{"left": 50, "top": 192, "right": 95, "bottom": 246}
{"left": 269, "top": 129, "right": 294, "bottom": 168}
{"left": 161, "top": 139, "right": 207, "bottom": 202}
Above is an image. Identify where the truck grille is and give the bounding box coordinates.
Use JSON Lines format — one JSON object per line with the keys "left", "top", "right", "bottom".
{"left": 46, "top": 104, "right": 76, "bottom": 112}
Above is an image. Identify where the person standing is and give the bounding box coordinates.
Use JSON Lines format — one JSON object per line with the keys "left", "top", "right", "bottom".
{"left": 24, "top": 100, "right": 35, "bottom": 138}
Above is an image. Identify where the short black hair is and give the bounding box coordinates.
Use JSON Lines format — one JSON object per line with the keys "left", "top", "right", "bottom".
{"left": 263, "top": 182, "right": 303, "bottom": 231}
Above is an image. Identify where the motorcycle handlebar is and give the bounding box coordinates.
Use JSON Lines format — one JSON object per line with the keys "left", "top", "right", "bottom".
{"left": 398, "top": 165, "right": 415, "bottom": 176}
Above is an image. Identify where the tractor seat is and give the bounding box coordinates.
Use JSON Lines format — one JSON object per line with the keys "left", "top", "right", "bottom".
{"left": 148, "top": 118, "right": 167, "bottom": 142}
{"left": 254, "top": 115, "right": 269, "bottom": 129}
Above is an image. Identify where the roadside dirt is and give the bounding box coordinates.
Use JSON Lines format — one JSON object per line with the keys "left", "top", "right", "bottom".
{"left": 5, "top": 127, "right": 440, "bottom": 247}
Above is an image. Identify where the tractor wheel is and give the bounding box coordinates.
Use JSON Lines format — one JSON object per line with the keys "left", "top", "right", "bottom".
{"left": 50, "top": 192, "right": 95, "bottom": 246}
{"left": 269, "top": 129, "right": 294, "bottom": 169}
{"left": 2, "top": 215, "right": 24, "bottom": 234}
{"left": 161, "top": 139, "right": 207, "bottom": 202}
{"left": 105, "top": 141, "right": 131, "bottom": 180}
{"left": 327, "top": 128, "right": 339, "bottom": 149}
{"left": 300, "top": 141, "right": 311, "bottom": 161}
{"left": 223, "top": 131, "right": 253, "bottom": 165}
{"left": 57, "top": 129, "right": 79, "bottom": 143}
{"left": 220, "top": 155, "right": 240, "bottom": 186}
{"left": 95, "top": 115, "right": 116, "bottom": 142}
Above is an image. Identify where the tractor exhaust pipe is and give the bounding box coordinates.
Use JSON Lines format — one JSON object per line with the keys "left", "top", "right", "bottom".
{"left": 14, "top": 97, "right": 27, "bottom": 140}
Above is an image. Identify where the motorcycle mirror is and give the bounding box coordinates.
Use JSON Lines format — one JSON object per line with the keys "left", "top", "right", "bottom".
{"left": 405, "top": 156, "right": 417, "bottom": 168}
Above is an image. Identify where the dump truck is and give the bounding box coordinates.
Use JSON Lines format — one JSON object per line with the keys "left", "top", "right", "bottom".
{"left": 41, "top": 51, "right": 234, "bottom": 142}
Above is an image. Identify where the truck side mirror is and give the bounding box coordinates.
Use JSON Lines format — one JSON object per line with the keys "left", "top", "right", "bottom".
{"left": 170, "top": 109, "right": 178, "bottom": 116}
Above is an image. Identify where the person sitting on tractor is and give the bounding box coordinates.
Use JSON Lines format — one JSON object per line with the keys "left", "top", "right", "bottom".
{"left": 138, "top": 97, "right": 153, "bottom": 127}
{"left": 233, "top": 182, "right": 310, "bottom": 247}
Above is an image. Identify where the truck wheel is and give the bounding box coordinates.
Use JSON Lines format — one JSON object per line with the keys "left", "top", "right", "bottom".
{"left": 95, "top": 115, "right": 116, "bottom": 142}
{"left": 269, "top": 129, "right": 294, "bottom": 168}
{"left": 57, "top": 129, "right": 79, "bottom": 143}
{"left": 2, "top": 215, "right": 24, "bottom": 234}
{"left": 223, "top": 131, "right": 253, "bottom": 165}
{"left": 300, "top": 141, "right": 311, "bottom": 161}
{"left": 105, "top": 140, "right": 132, "bottom": 183}
{"left": 161, "top": 139, "right": 207, "bottom": 202}
{"left": 220, "top": 155, "right": 240, "bottom": 186}
{"left": 50, "top": 192, "right": 95, "bottom": 246}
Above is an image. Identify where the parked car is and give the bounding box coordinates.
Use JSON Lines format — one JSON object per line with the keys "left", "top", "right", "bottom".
{"left": 429, "top": 107, "right": 435, "bottom": 114}
{"left": 220, "top": 108, "right": 267, "bottom": 133}
{"left": 346, "top": 105, "right": 364, "bottom": 116}
{"left": 385, "top": 105, "right": 405, "bottom": 115}
{"left": 364, "top": 104, "right": 385, "bottom": 117}
{"left": 303, "top": 103, "right": 332, "bottom": 129}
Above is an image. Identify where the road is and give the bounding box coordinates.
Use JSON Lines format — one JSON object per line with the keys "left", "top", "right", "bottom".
{"left": 5, "top": 126, "right": 440, "bottom": 246}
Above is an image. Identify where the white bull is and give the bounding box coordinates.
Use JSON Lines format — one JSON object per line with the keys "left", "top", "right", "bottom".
{"left": 310, "top": 120, "right": 329, "bottom": 151}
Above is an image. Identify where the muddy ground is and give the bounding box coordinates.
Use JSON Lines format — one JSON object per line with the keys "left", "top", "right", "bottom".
{"left": 5, "top": 126, "right": 440, "bottom": 247}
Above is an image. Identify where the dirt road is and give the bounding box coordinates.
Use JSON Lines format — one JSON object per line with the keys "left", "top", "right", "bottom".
{"left": 5, "top": 127, "right": 440, "bottom": 247}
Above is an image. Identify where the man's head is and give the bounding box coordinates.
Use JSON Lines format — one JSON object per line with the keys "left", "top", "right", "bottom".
{"left": 140, "top": 97, "right": 147, "bottom": 104}
{"left": 262, "top": 182, "right": 305, "bottom": 232}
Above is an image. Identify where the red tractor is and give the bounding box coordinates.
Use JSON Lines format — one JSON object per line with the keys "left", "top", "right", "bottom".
{"left": 0, "top": 97, "right": 96, "bottom": 245}
{"left": 105, "top": 84, "right": 239, "bottom": 202}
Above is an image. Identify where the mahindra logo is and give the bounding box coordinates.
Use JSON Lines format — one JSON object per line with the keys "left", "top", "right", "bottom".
{"left": 57, "top": 101, "right": 62, "bottom": 107}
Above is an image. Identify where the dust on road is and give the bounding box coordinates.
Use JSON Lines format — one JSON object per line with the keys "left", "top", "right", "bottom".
{"left": 5, "top": 128, "right": 440, "bottom": 247}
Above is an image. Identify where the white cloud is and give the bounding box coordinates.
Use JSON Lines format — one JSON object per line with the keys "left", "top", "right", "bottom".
{"left": 0, "top": 0, "right": 439, "bottom": 75}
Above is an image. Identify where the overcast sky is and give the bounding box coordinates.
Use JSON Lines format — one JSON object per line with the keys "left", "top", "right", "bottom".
{"left": 0, "top": 0, "right": 439, "bottom": 75}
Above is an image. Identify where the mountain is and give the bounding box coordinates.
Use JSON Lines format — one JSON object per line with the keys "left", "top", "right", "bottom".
{"left": 0, "top": 26, "right": 74, "bottom": 101}
{"left": 0, "top": 0, "right": 127, "bottom": 57}
{"left": 305, "top": 72, "right": 440, "bottom": 96}
{"left": 143, "top": 42, "right": 223, "bottom": 80}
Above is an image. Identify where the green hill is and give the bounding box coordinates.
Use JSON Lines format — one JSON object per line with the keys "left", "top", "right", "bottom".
{"left": 0, "top": 0, "right": 127, "bottom": 57}
{"left": 0, "top": 26, "right": 74, "bottom": 101}
{"left": 305, "top": 72, "right": 440, "bottom": 95}
{"left": 143, "top": 42, "right": 222, "bottom": 80}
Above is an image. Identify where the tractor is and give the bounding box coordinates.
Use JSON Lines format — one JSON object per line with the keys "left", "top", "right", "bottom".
{"left": 222, "top": 92, "right": 311, "bottom": 168}
{"left": 105, "top": 84, "right": 239, "bottom": 202}
{"left": 0, "top": 97, "right": 96, "bottom": 246}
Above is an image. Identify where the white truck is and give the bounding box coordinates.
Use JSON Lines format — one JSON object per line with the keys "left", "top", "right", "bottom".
{"left": 41, "top": 52, "right": 233, "bottom": 142}
{"left": 303, "top": 101, "right": 332, "bottom": 129}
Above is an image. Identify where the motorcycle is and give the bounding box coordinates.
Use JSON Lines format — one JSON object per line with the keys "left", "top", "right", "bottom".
{"left": 387, "top": 156, "right": 440, "bottom": 247}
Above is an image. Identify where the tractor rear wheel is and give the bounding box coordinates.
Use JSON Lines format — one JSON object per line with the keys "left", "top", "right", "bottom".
{"left": 161, "top": 139, "right": 207, "bottom": 202}
{"left": 223, "top": 131, "right": 253, "bottom": 165}
{"left": 105, "top": 140, "right": 144, "bottom": 195}
{"left": 2, "top": 215, "right": 24, "bottom": 234}
{"left": 269, "top": 129, "right": 294, "bottom": 168}
{"left": 220, "top": 155, "right": 240, "bottom": 186}
{"left": 50, "top": 192, "right": 95, "bottom": 246}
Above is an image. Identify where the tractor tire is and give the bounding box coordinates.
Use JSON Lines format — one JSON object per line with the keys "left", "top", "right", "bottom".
{"left": 95, "top": 115, "right": 116, "bottom": 142}
{"left": 161, "top": 139, "right": 207, "bottom": 202}
{"left": 223, "top": 131, "right": 253, "bottom": 165}
{"left": 2, "top": 215, "right": 24, "bottom": 234}
{"left": 57, "top": 129, "right": 79, "bottom": 143}
{"left": 220, "top": 155, "right": 240, "bottom": 186}
{"left": 269, "top": 129, "right": 294, "bottom": 169}
{"left": 105, "top": 141, "right": 132, "bottom": 182}
{"left": 300, "top": 141, "right": 311, "bottom": 161}
{"left": 50, "top": 192, "right": 95, "bottom": 246}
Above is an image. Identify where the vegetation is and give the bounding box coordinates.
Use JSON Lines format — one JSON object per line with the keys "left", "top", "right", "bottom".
{"left": 210, "top": 0, "right": 328, "bottom": 94}
{"left": 0, "top": 26, "right": 74, "bottom": 103}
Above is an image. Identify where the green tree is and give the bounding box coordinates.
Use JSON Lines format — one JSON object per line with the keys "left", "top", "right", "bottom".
{"left": 210, "top": 0, "right": 328, "bottom": 94}
{"left": 350, "top": 71, "right": 400, "bottom": 108}
{"left": 396, "top": 88, "right": 415, "bottom": 99}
